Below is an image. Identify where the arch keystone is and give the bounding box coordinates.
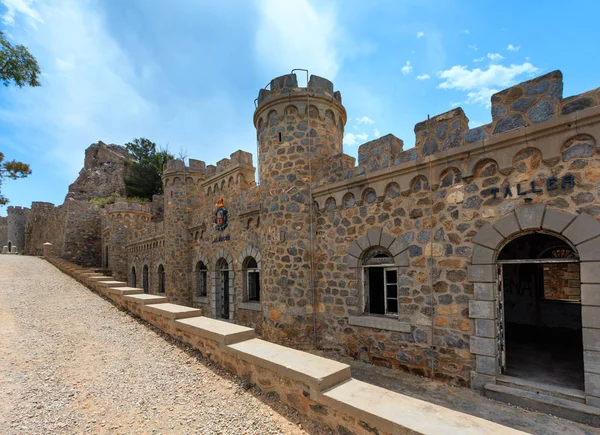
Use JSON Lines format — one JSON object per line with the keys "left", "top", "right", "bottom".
{"left": 367, "top": 228, "right": 382, "bottom": 247}
{"left": 564, "top": 213, "right": 600, "bottom": 245}
{"left": 515, "top": 203, "right": 545, "bottom": 230}
{"left": 472, "top": 224, "right": 503, "bottom": 250}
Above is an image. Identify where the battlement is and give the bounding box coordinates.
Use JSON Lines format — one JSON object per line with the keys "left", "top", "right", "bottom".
{"left": 106, "top": 199, "right": 151, "bottom": 214}
{"left": 256, "top": 73, "right": 342, "bottom": 108}
{"left": 313, "top": 70, "right": 600, "bottom": 207}
{"left": 201, "top": 151, "right": 256, "bottom": 195}
{"left": 7, "top": 206, "right": 30, "bottom": 215}
{"left": 31, "top": 201, "right": 56, "bottom": 210}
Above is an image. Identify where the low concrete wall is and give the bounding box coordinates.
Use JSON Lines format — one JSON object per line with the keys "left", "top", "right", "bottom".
{"left": 45, "top": 256, "right": 525, "bottom": 435}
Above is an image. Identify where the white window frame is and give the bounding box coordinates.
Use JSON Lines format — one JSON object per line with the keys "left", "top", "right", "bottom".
{"left": 246, "top": 268, "right": 260, "bottom": 302}
{"left": 362, "top": 264, "right": 398, "bottom": 316}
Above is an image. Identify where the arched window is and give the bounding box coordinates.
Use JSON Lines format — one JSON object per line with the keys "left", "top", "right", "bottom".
{"left": 143, "top": 264, "right": 149, "bottom": 294}
{"left": 158, "top": 264, "right": 165, "bottom": 295}
{"left": 131, "top": 266, "right": 137, "bottom": 288}
{"left": 362, "top": 247, "right": 398, "bottom": 315}
{"left": 195, "top": 261, "right": 207, "bottom": 297}
{"left": 243, "top": 257, "right": 260, "bottom": 302}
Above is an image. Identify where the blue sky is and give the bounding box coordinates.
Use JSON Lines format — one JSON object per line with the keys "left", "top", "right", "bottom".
{"left": 1, "top": 0, "right": 599, "bottom": 215}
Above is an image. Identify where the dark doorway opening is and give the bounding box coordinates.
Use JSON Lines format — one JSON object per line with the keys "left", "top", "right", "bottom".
{"left": 499, "top": 232, "right": 584, "bottom": 390}
{"left": 143, "top": 265, "right": 149, "bottom": 294}
{"left": 8, "top": 241, "right": 12, "bottom": 252}
{"left": 217, "top": 258, "right": 230, "bottom": 319}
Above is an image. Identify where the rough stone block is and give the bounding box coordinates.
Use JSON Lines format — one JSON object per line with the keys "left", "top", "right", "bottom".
{"left": 493, "top": 213, "right": 520, "bottom": 238}
{"left": 475, "top": 319, "right": 496, "bottom": 338}
{"left": 586, "top": 373, "right": 600, "bottom": 397}
{"left": 469, "top": 300, "right": 495, "bottom": 319}
{"left": 584, "top": 328, "right": 600, "bottom": 352}
{"left": 468, "top": 265, "right": 494, "bottom": 283}
{"left": 471, "top": 245, "right": 495, "bottom": 265}
{"left": 585, "top": 350, "right": 600, "bottom": 375}
{"left": 515, "top": 204, "right": 545, "bottom": 230}
{"left": 476, "top": 355, "right": 498, "bottom": 376}
{"left": 470, "top": 336, "right": 496, "bottom": 356}
{"left": 582, "top": 284, "right": 600, "bottom": 306}
{"left": 542, "top": 209, "right": 576, "bottom": 234}
{"left": 564, "top": 213, "right": 600, "bottom": 245}
{"left": 577, "top": 238, "right": 600, "bottom": 262}
{"left": 472, "top": 224, "right": 503, "bottom": 250}
{"left": 587, "top": 395, "right": 600, "bottom": 408}
{"left": 474, "top": 282, "right": 495, "bottom": 301}
{"left": 583, "top": 306, "right": 600, "bottom": 329}
{"left": 581, "top": 262, "right": 600, "bottom": 284}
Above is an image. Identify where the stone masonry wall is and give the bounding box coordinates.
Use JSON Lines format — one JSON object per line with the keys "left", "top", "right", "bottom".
{"left": 24, "top": 202, "right": 65, "bottom": 256}
{"left": 0, "top": 216, "right": 8, "bottom": 249}
{"left": 7, "top": 206, "right": 30, "bottom": 252}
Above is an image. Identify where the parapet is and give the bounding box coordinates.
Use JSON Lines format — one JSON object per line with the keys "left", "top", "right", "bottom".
{"left": 256, "top": 73, "right": 342, "bottom": 108}
{"left": 31, "top": 201, "right": 55, "bottom": 210}
{"left": 201, "top": 150, "right": 256, "bottom": 196}
{"left": 7, "top": 206, "right": 30, "bottom": 215}
{"left": 105, "top": 199, "right": 151, "bottom": 215}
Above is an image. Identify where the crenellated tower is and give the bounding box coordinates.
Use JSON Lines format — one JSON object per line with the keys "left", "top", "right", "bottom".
{"left": 105, "top": 200, "right": 151, "bottom": 281}
{"left": 254, "top": 73, "right": 347, "bottom": 344}
{"left": 162, "top": 159, "right": 206, "bottom": 305}
{"left": 7, "top": 206, "right": 30, "bottom": 253}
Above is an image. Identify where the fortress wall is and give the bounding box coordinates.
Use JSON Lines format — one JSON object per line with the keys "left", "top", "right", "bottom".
{"left": 25, "top": 202, "right": 65, "bottom": 256}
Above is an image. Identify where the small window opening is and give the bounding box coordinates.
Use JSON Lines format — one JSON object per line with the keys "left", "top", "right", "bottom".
{"left": 196, "top": 261, "right": 208, "bottom": 297}
{"left": 278, "top": 131, "right": 282, "bottom": 143}
{"left": 362, "top": 249, "right": 398, "bottom": 316}
{"left": 244, "top": 257, "right": 260, "bottom": 302}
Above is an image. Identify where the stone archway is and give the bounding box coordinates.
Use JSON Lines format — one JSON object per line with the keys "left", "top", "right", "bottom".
{"left": 468, "top": 203, "right": 600, "bottom": 407}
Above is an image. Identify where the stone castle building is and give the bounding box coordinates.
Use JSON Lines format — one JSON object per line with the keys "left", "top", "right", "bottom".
{"left": 10, "top": 70, "right": 600, "bottom": 416}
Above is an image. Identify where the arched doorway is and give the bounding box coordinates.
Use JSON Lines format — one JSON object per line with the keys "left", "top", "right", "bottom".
{"left": 498, "top": 232, "right": 583, "bottom": 390}
{"left": 142, "top": 265, "right": 149, "bottom": 294}
{"left": 8, "top": 241, "right": 12, "bottom": 252}
{"left": 216, "top": 258, "right": 230, "bottom": 319}
{"left": 131, "top": 266, "right": 137, "bottom": 288}
{"left": 157, "top": 264, "right": 165, "bottom": 295}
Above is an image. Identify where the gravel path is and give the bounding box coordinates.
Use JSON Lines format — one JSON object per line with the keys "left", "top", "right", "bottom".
{"left": 0, "top": 256, "right": 331, "bottom": 435}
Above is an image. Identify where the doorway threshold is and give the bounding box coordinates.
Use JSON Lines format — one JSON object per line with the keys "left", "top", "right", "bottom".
{"left": 485, "top": 375, "right": 598, "bottom": 426}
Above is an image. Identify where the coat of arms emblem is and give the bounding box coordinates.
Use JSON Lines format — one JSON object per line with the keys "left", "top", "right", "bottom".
{"left": 214, "top": 197, "right": 228, "bottom": 231}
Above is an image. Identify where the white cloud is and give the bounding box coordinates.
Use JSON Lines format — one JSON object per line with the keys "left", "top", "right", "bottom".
{"left": 416, "top": 74, "right": 430, "bottom": 80}
{"left": 401, "top": 60, "right": 412, "bottom": 76}
{"left": 437, "top": 62, "right": 539, "bottom": 107}
{"left": 255, "top": 0, "right": 340, "bottom": 79}
{"left": 468, "top": 45, "right": 478, "bottom": 51}
{"left": 343, "top": 132, "right": 368, "bottom": 146}
{"left": 416, "top": 31, "right": 424, "bottom": 38}
{"left": 463, "top": 29, "right": 470, "bottom": 35}
{"left": 487, "top": 52, "right": 504, "bottom": 62}
{"left": 507, "top": 44, "right": 520, "bottom": 52}
{"left": 1, "top": 0, "right": 43, "bottom": 26}
{"left": 356, "top": 116, "right": 375, "bottom": 125}
{"left": 373, "top": 128, "right": 380, "bottom": 138}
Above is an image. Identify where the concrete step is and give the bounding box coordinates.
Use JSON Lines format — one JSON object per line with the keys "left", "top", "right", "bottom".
{"left": 485, "top": 383, "right": 600, "bottom": 427}
{"left": 496, "top": 375, "right": 586, "bottom": 404}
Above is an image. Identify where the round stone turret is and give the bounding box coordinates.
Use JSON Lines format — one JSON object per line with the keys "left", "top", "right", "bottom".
{"left": 253, "top": 73, "right": 347, "bottom": 344}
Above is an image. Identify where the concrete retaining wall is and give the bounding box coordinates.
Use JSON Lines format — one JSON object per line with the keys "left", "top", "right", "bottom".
{"left": 45, "top": 255, "right": 525, "bottom": 435}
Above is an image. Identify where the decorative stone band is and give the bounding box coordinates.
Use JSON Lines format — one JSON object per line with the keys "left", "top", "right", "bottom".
{"left": 468, "top": 203, "right": 600, "bottom": 407}
{"left": 344, "top": 227, "right": 409, "bottom": 268}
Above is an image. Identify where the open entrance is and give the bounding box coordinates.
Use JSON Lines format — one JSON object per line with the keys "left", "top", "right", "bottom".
{"left": 216, "top": 258, "right": 230, "bottom": 319}
{"left": 142, "top": 265, "right": 149, "bottom": 294}
{"left": 8, "top": 241, "right": 12, "bottom": 252}
{"left": 498, "top": 232, "right": 584, "bottom": 390}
